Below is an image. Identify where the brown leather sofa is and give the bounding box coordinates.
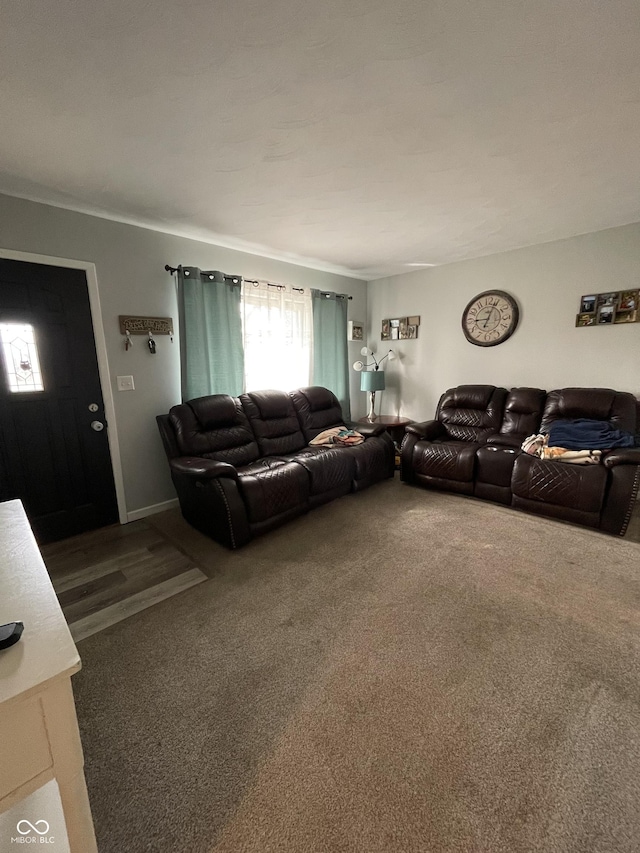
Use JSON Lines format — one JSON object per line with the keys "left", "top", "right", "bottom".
{"left": 157, "top": 386, "right": 395, "bottom": 548}
{"left": 401, "top": 385, "right": 640, "bottom": 536}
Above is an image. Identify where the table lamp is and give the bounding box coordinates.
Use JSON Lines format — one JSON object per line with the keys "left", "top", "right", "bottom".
{"left": 360, "top": 369, "right": 386, "bottom": 421}
{"left": 353, "top": 347, "right": 395, "bottom": 421}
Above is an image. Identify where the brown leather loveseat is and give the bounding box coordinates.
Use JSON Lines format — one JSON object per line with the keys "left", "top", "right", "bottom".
{"left": 157, "top": 386, "right": 395, "bottom": 548}
{"left": 401, "top": 385, "right": 640, "bottom": 536}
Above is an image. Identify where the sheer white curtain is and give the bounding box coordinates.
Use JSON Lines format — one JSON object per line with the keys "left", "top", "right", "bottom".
{"left": 241, "top": 282, "right": 313, "bottom": 392}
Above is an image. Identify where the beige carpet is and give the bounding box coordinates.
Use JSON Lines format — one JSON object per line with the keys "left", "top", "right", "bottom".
{"left": 74, "top": 481, "right": 640, "bottom": 853}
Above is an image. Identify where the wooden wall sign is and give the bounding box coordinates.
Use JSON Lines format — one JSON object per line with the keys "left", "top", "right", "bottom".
{"left": 119, "top": 316, "right": 174, "bottom": 335}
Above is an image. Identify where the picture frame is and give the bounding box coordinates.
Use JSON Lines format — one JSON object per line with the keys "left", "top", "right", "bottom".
{"left": 579, "top": 295, "right": 596, "bottom": 314}
{"left": 614, "top": 309, "right": 637, "bottom": 324}
{"left": 382, "top": 315, "right": 420, "bottom": 340}
{"left": 597, "top": 304, "right": 615, "bottom": 324}
{"left": 597, "top": 292, "right": 618, "bottom": 308}
{"left": 575, "top": 290, "right": 639, "bottom": 327}
{"left": 619, "top": 290, "right": 638, "bottom": 311}
{"left": 347, "top": 320, "right": 364, "bottom": 342}
{"left": 575, "top": 312, "right": 596, "bottom": 327}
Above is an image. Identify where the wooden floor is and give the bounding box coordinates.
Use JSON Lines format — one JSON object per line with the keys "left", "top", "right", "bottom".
{"left": 41, "top": 520, "right": 207, "bottom": 643}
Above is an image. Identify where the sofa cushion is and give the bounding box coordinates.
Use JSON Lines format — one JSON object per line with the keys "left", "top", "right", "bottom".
{"left": 290, "top": 387, "right": 345, "bottom": 441}
{"left": 437, "top": 385, "right": 507, "bottom": 443}
{"left": 412, "top": 440, "right": 479, "bottom": 482}
{"left": 281, "top": 447, "right": 355, "bottom": 496}
{"left": 236, "top": 460, "right": 309, "bottom": 523}
{"left": 168, "top": 396, "right": 259, "bottom": 467}
{"left": 498, "top": 387, "right": 546, "bottom": 438}
{"left": 512, "top": 455, "right": 607, "bottom": 513}
{"left": 343, "top": 437, "right": 393, "bottom": 483}
{"left": 540, "top": 388, "right": 637, "bottom": 434}
{"left": 240, "top": 390, "right": 306, "bottom": 457}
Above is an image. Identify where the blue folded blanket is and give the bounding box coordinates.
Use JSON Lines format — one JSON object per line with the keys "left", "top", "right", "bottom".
{"left": 547, "top": 418, "right": 635, "bottom": 450}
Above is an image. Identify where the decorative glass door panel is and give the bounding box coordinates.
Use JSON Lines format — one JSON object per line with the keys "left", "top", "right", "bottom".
{"left": 0, "top": 322, "right": 44, "bottom": 392}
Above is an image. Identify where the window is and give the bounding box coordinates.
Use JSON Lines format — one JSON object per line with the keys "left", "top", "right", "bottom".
{"left": 0, "top": 323, "right": 44, "bottom": 392}
{"left": 242, "top": 284, "right": 313, "bottom": 392}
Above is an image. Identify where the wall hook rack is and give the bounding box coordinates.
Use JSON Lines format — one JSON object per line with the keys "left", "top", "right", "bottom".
{"left": 119, "top": 316, "right": 174, "bottom": 336}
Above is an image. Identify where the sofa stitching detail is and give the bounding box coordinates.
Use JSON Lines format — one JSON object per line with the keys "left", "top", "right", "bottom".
{"left": 619, "top": 467, "right": 640, "bottom": 536}
{"left": 214, "top": 479, "right": 236, "bottom": 549}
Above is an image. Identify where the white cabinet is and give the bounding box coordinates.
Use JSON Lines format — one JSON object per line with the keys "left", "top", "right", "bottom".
{"left": 0, "top": 500, "right": 97, "bottom": 852}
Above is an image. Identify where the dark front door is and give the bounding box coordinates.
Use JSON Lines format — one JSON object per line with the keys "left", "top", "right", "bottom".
{"left": 0, "top": 258, "right": 119, "bottom": 543}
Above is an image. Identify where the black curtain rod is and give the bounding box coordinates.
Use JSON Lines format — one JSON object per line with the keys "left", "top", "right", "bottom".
{"left": 165, "top": 265, "right": 240, "bottom": 283}
{"left": 165, "top": 265, "right": 351, "bottom": 299}
{"left": 320, "top": 291, "right": 352, "bottom": 300}
{"left": 244, "top": 278, "right": 304, "bottom": 293}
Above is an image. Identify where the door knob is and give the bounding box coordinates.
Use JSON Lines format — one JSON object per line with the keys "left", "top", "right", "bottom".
{"left": 90, "top": 420, "right": 105, "bottom": 432}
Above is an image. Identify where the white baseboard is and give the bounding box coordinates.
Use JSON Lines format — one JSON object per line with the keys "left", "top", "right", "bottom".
{"left": 127, "top": 498, "right": 179, "bottom": 523}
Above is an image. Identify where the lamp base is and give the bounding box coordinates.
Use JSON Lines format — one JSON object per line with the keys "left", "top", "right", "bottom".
{"left": 367, "top": 391, "right": 378, "bottom": 421}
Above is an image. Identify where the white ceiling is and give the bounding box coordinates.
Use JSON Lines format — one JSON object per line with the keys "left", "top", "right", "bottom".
{"left": 1, "top": 0, "right": 639, "bottom": 280}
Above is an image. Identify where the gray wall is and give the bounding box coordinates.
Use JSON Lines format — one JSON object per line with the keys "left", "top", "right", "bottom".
{"left": 0, "top": 193, "right": 367, "bottom": 515}
{"left": 367, "top": 222, "right": 640, "bottom": 421}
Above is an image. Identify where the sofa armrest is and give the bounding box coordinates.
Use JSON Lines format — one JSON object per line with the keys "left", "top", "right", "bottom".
{"left": 486, "top": 433, "right": 526, "bottom": 450}
{"left": 347, "top": 421, "right": 386, "bottom": 437}
{"left": 602, "top": 448, "right": 640, "bottom": 469}
{"left": 405, "top": 420, "right": 443, "bottom": 441}
{"left": 169, "top": 456, "right": 238, "bottom": 480}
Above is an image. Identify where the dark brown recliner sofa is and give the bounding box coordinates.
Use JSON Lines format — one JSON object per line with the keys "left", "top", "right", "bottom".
{"left": 401, "top": 385, "right": 640, "bottom": 536}
{"left": 157, "top": 386, "right": 395, "bottom": 548}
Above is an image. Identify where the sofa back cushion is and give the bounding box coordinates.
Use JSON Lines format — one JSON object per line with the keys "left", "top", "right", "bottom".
{"left": 540, "top": 388, "right": 637, "bottom": 434}
{"left": 437, "top": 385, "right": 507, "bottom": 442}
{"left": 500, "top": 387, "right": 546, "bottom": 437}
{"left": 290, "top": 386, "right": 345, "bottom": 441}
{"left": 168, "top": 395, "right": 260, "bottom": 466}
{"left": 240, "top": 390, "right": 307, "bottom": 456}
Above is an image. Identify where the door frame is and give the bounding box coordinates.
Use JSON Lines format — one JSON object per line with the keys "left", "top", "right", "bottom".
{"left": 0, "top": 248, "right": 127, "bottom": 524}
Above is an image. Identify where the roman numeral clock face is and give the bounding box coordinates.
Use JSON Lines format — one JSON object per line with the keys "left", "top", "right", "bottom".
{"left": 462, "top": 290, "right": 519, "bottom": 347}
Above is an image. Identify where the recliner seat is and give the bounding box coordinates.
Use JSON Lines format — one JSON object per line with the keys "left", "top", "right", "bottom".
{"left": 401, "top": 385, "right": 507, "bottom": 495}
{"left": 290, "top": 386, "right": 395, "bottom": 491}
{"left": 511, "top": 388, "right": 639, "bottom": 533}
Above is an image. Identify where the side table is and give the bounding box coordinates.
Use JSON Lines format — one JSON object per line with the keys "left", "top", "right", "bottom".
{"left": 357, "top": 415, "right": 413, "bottom": 445}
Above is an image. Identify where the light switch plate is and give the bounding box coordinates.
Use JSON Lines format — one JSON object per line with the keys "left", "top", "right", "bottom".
{"left": 117, "top": 375, "right": 135, "bottom": 392}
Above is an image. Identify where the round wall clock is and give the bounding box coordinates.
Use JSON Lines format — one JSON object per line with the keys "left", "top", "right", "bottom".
{"left": 461, "top": 290, "right": 519, "bottom": 347}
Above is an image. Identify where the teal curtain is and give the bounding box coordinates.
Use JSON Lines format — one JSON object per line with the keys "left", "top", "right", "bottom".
{"left": 311, "top": 289, "right": 351, "bottom": 420}
{"left": 178, "top": 267, "right": 244, "bottom": 400}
